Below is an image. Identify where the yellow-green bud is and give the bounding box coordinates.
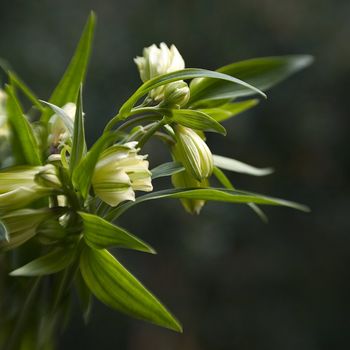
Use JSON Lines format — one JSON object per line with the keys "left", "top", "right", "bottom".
{"left": 35, "top": 165, "right": 61, "bottom": 189}
{"left": 92, "top": 142, "right": 153, "bottom": 206}
{"left": 173, "top": 125, "right": 213, "bottom": 181}
{"left": 162, "top": 81, "right": 190, "bottom": 108}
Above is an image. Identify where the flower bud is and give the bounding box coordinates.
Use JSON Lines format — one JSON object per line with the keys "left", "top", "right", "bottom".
{"left": 162, "top": 81, "right": 190, "bottom": 108}
{"left": 171, "top": 170, "right": 208, "bottom": 215}
{"left": 35, "top": 164, "right": 61, "bottom": 189}
{"left": 92, "top": 142, "right": 153, "bottom": 206}
{"left": 173, "top": 125, "right": 213, "bottom": 181}
{"left": 134, "top": 43, "right": 185, "bottom": 101}
{"left": 0, "top": 165, "right": 60, "bottom": 210}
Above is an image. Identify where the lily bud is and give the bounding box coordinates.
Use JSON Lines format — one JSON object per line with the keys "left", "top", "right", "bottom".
{"left": 171, "top": 170, "right": 208, "bottom": 215}
{"left": 173, "top": 125, "right": 213, "bottom": 181}
{"left": 92, "top": 142, "right": 153, "bottom": 206}
{"left": 49, "top": 102, "right": 76, "bottom": 148}
{"left": 0, "top": 165, "right": 60, "bottom": 210}
{"left": 134, "top": 43, "right": 185, "bottom": 101}
{"left": 161, "top": 81, "right": 190, "bottom": 108}
{"left": 35, "top": 165, "right": 61, "bottom": 189}
{"left": 0, "top": 208, "right": 56, "bottom": 251}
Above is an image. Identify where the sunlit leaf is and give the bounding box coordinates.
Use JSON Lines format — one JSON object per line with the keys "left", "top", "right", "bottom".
{"left": 119, "top": 68, "right": 266, "bottom": 117}
{"left": 5, "top": 85, "right": 41, "bottom": 165}
{"left": 198, "top": 99, "right": 259, "bottom": 122}
{"left": 80, "top": 246, "right": 182, "bottom": 332}
{"left": 41, "top": 12, "right": 96, "bottom": 124}
{"left": 189, "top": 55, "right": 314, "bottom": 106}
{"left": 10, "top": 247, "right": 76, "bottom": 276}
{"left": 79, "top": 211, "right": 155, "bottom": 253}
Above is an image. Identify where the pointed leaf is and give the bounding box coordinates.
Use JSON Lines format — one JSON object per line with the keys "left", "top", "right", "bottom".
{"left": 5, "top": 85, "right": 41, "bottom": 165}
{"left": 119, "top": 68, "right": 266, "bottom": 117}
{"left": 189, "top": 55, "right": 313, "bottom": 106}
{"left": 199, "top": 99, "right": 259, "bottom": 122}
{"left": 106, "top": 188, "right": 309, "bottom": 220}
{"left": 80, "top": 246, "right": 182, "bottom": 332}
{"left": 162, "top": 108, "right": 226, "bottom": 134}
{"left": 69, "top": 86, "right": 86, "bottom": 173}
{"left": 41, "top": 12, "right": 96, "bottom": 124}
{"left": 10, "top": 247, "right": 76, "bottom": 276}
{"left": 213, "top": 154, "right": 274, "bottom": 176}
{"left": 79, "top": 212, "right": 155, "bottom": 253}
{"left": 151, "top": 162, "right": 185, "bottom": 180}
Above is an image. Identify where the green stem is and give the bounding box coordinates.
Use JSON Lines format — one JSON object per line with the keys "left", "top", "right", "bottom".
{"left": 137, "top": 118, "right": 166, "bottom": 149}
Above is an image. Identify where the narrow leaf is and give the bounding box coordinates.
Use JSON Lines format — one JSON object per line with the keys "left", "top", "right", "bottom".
{"left": 9, "top": 72, "right": 44, "bottom": 111}
{"left": 79, "top": 212, "right": 155, "bottom": 253}
{"left": 162, "top": 108, "right": 226, "bottom": 135}
{"left": 119, "top": 68, "right": 266, "bottom": 117}
{"left": 199, "top": 99, "right": 259, "bottom": 122}
{"left": 69, "top": 86, "right": 86, "bottom": 174}
{"left": 189, "top": 55, "right": 313, "bottom": 105}
{"left": 213, "top": 154, "right": 274, "bottom": 176}
{"left": 151, "top": 162, "right": 185, "bottom": 179}
{"left": 106, "top": 188, "right": 310, "bottom": 220}
{"left": 10, "top": 247, "right": 76, "bottom": 276}
{"left": 41, "top": 12, "right": 96, "bottom": 124}
{"left": 80, "top": 246, "right": 182, "bottom": 332}
{"left": 5, "top": 85, "right": 41, "bottom": 165}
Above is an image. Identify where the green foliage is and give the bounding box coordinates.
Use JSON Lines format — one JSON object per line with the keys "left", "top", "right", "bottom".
{"left": 0, "top": 12, "right": 312, "bottom": 346}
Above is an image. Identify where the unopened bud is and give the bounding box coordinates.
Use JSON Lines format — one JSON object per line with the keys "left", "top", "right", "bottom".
{"left": 173, "top": 125, "right": 213, "bottom": 181}
{"left": 162, "top": 81, "right": 190, "bottom": 108}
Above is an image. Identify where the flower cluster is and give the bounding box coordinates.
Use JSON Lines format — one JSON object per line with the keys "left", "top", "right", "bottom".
{"left": 0, "top": 13, "right": 311, "bottom": 347}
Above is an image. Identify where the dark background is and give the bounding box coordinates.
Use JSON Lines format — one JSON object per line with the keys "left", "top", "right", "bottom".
{"left": 1, "top": 0, "right": 349, "bottom": 349}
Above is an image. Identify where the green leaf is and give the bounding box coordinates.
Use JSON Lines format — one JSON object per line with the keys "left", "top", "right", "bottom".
{"left": 40, "top": 100, "right": 74, "bottom": 135}
{"left": 80, "top": 246, "right": 182, "bottom": 332}
{"left": 41, "top": 12, "right": 96, "bottom": 124}
{"left": 189, "top": 55, "right": 314, "bottom": 106}
{"left": 213, "top": 154, "right": 274, "bottom": 176}
{"left": 106, "top": 188, "right": 309, "bottom": 220}
{"left": 79, "top": 212, "right": 155, "bottom": 253}
{"left": 212, "top": 167, "right": 268, "bottom": 223}
{"left": 119, "top": 68, "right": 266, "bottom": 117}
{"left": 69, "top": 86, "right": 86, "bottom": 174}
{"left": 0, "top": 220, "right": 8, "bottom": 242}
{"left": 198, "top": 99, "right": 259, "bottom": 122}
{"left": 9, "top": 247, "right": 76, "bottom": 276}
{"left": 151, "top": 162, "right": 185, "bottom": 180}
{"left": 8, "top": 72, "right": 44, "bottom": 112}
{"left": 162, "top": 108, "right": 226, "bottom": 135}
{"left": 72, "top": 132, "right": 116, "bottom": 199}
{"left": 5, "top": 85, "right": 41, "bottom": 165}
{"left": 75, "top": 270, "right": 92, "bottom": 323}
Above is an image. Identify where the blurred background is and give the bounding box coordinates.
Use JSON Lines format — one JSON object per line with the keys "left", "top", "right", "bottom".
{"left": 0, "top": 0, "right": 349, "bottom": 349}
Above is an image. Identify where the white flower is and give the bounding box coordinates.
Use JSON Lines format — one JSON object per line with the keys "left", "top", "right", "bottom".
{"left": 48, "top": 102, "right": 76, "bottom": 148}
{"left": 92, "top": 142, "right": 152, "bottom": 206}
{"left": 134, "top": 43, "right": 185, "bottom": 101}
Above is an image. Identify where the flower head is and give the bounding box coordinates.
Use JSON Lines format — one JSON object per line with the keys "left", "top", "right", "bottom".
{"left": 134, "top": 43, "right": 186, "bottom": 101}
{"left": 92, "top": 142, "right": 152, "bottom": 206}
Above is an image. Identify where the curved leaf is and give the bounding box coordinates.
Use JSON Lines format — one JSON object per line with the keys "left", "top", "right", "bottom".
{"left": 119, "top": 68, "right": 266, "bottom": 117}
{"left": 79, "top": 211, "right": 155, "bottom": 253}
{"left": 80, "top": 246, "right": 182, "bottom": 332}
{"left": 10, "top": 247, "right": 76, "bottom": 276}
{"left": 151, "top": 162, "right": 185, "bottom": 180}
{"left": 189, "top": 55, "right": 313, "bottom": 106}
